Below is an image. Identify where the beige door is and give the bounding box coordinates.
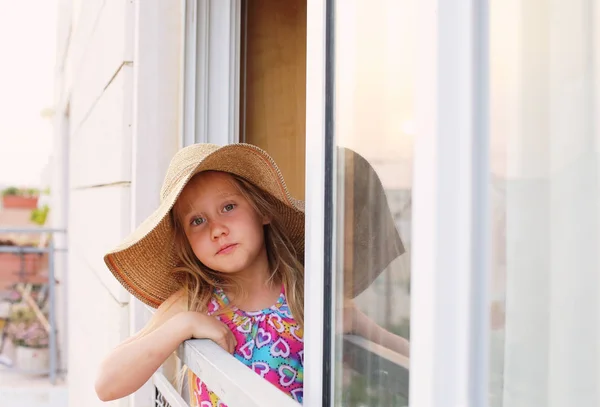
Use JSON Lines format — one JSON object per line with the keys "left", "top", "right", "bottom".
{"left": 240, "top": 0, "right": 307, "bottom": 200}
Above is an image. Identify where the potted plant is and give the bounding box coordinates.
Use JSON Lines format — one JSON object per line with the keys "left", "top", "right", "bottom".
{"left": 5, "top": 302, "right": 49, "bottom": 373}
{"left": 0, "top": 202, "right": 50, "bottom": 287}
{"left": 30, "top": 204, "right": 50, "bottom": 226}
{"left": 1, "top": 187, "right": 39, "bottom": 209}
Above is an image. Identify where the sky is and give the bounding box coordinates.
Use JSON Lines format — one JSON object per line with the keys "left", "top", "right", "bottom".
{"left": 0, "top": 0, "right": 57, "bottom": 188}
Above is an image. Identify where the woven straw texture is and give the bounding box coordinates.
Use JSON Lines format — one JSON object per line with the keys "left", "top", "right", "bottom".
{"left": 104, "top": 143, "right": 304, "bottom": 307}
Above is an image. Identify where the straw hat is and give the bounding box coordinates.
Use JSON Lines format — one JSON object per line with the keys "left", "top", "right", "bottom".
{"left": 104, "top": 143, "right": 404, "bottom": 308}
{"left": 104, "top": 143, "right": 304, "bottom": 308}
{"left": 339, "top": 147, "right": 405, "bottom": 298}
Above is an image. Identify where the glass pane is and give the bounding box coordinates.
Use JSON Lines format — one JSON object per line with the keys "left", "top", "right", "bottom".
{"left": 332, "top": 0, "right": 414, "bottom": 405}
{"left": 490, "top": 1, "right": 600, "bottom": 406}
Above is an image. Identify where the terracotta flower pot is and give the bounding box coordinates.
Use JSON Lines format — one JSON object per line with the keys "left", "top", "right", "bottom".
{"left": 2, "top": 196, "right": 39, "bottom": 210}
{"left": 0, "top": 252, "right": 48, "bottom": 289}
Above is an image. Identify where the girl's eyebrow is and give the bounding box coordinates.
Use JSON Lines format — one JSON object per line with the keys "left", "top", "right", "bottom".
{"left": 216, "top": 191, "right": 240, "bottom": 200}
{"left": 181, "top": 191, "right": 240, "bottom": 218}
{"left": 217, "top": 190, "right": 239, "bottom": 197}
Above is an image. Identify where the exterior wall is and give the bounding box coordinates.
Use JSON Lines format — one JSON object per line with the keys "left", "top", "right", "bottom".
{"left": 128, "top": 1, "right": 183, "bottom": 404}
{"left": 54, "top": 1, "right": 182, "bottom": 406}
{"left": 55, "top": 1, "right": 134, "bottom": 406}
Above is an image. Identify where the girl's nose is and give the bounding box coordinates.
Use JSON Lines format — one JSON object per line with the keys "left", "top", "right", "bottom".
{"left": 210, "top": 221, "right": 228, "bottom": 240}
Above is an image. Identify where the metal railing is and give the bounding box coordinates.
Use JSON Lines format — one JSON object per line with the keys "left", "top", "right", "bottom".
{"left": 0, "top": 227, "right": 66, "bottom": 385}
{"left": 343, "top": 335, "right": 410, "bottom": 401}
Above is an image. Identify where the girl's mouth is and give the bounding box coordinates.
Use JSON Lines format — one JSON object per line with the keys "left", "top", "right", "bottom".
{"left": 217, "top": 243, "right": 238, "bottom": 255}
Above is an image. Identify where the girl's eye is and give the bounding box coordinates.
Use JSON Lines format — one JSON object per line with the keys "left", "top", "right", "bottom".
{"left": 191, "top": 217, "right": 205, "bottom": 226}
{"left": 223, "top": 203, "right": 236, "bottom": 212}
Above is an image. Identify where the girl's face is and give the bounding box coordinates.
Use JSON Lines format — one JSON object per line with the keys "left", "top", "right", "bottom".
{"left": 175, "top": 171, "right": 269, "bottom": 275}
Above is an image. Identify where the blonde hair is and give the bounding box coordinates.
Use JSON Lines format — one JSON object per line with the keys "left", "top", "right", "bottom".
{"left": 170, "top": 172, "right": 304, "bottom": 327}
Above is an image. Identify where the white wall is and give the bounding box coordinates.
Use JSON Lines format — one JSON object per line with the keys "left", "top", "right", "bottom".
{"left": 128, "top": 0, "right": 183, "bottom": 404}
{"left": 54, "top": 1, "right": 183, "bottom": 406}
{"left": 64, "top": 1, "right": 134, "bottom": 406}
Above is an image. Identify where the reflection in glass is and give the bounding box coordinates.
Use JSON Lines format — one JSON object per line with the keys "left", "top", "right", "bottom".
{"left": 331, "top": 1, "right": 414, "bottom": 406}
{"left": 335, "top": 148, "right": 410, "bottom": 406}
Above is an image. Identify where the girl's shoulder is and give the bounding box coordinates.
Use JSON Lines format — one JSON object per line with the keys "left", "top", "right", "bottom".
{"left": 160, "top": 288, "right": 189, "bottom": 313}
{"left": 207, "top": 285, "right": 294, "bottom": 321}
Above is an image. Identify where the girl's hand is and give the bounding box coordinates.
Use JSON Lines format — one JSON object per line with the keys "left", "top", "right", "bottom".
{"left": 182, "top": 311, "right": 237, "bottom": 354}
{"left": 340, "top": 298, "right": 360, "bottom": 334}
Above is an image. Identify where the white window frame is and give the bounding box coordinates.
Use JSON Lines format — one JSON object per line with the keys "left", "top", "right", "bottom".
{"left": 303, "top": 0, "right": 328, "bottom": 405}
{"left": 304, "top": 0, "right": 491, "bottom": 406}
{"left": 179, "top": 1, "right": 332, "bottom": 404}
{"left": 181, "top": 0, "right": 241, "bottom": 147}
{"left": 176, "top": 1, "right": 493, "bottom": 405}
{"left": 130, "top": 1, "right": 183, "bottom": 406}
{"left": 410, "top": 0, "right": 490, "bottom": 406}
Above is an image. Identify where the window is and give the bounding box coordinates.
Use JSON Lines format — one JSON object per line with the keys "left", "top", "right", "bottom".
{"left": 489, "top": 1, "right": 600, "bottom": 406}
{"left": 330, "top": 1, "right": 414, "bottom": 405}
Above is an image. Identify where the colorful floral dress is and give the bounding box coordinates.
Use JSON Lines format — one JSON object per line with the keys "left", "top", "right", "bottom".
{"left": 190, "top": 286, "right": 304, "bottom": 406}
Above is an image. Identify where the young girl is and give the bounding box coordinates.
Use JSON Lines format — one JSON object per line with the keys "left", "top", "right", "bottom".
{"left": 95, "top": 143, "right": 306, "bottom": 405}
{"left": 95, "top": 143, "right": 409, "bottom": 406}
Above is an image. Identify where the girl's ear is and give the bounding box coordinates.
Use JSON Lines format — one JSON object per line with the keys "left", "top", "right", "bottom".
{"left": 262, "top": 215, "right": 271, "bottom": 225}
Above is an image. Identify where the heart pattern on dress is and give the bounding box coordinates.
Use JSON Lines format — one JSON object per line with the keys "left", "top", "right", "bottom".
{"left": 278, "top": 364, "right": 297, "bottom": 387}
{"left": 268, "top": 314, "right": 284, "bottom": 333}
{"left": 270, "top": 338, "right": 291, "bottom": 358}
{"left": 255, "top": 328, "right": 272, "bottom": 348}
{"left": 193, "top": 286, "right": 303, "bottom": 407}
{"left": 251, "top": 361, "right": 270, "bottom": 378}
{"left": 290, "top": 325, "right": 303, "bottom": 341}
{"left": 236, "top": 318, "right": 252, "bottom": 333}
{"left": 253, "top": 314, "right": 266, "bottom": 322}
{"left": 209, "top": 298, "right": 220, "bottom": 313}
{"left": 239, "top": 339, "right": 255, "bottom": 360}
{"left": 278, "top": 304, "right": 293, "bottom": 318}
{"left": 291, "top": 388, "right": 304, "bottom": 403}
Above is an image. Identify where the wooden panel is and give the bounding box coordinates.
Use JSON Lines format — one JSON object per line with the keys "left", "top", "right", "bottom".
{"left": 69, "top": 0, "right": 134, "bottom": 131}
{"left": 69, "top": 185, "right": 131, "bottom": 303}
{"left": 70, "top": 66, "right": 133, "bottom": 188}
{"left": 243, "top": 0, "right": 307, "bottom": 200}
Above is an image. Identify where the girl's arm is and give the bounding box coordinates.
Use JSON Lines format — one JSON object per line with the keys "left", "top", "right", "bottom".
{"left": 343, "top": 299, "right": 410, "bottom": 357}
{"left": 95, "top": 290, "right": 236, "bottom": 402}
{"left": 95, "top": 290, "right": 188, "bottom": 401}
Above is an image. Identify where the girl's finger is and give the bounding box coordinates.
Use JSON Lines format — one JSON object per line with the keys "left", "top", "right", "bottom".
{"left": 217, "top": 338, "right": 229, "bottom": 353}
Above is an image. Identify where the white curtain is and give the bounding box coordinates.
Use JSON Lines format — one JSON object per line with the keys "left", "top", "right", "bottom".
{"left": 490, "top": 0, "right": 600, "bottom": 406}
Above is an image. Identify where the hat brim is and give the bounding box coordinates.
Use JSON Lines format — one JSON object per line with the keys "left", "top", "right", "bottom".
{"left": 104, "top": 143, "right": 304, "bottom": 308}
{"left": 104, "top": 143, "right": 404, "bottom": 308}
{"left": 339, "top": 147, "right": 405, "bottom": 298}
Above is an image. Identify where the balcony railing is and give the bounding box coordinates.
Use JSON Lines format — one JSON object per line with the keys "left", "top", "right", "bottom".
{"left": 0, "top": 227, "right": 66, "bottom": 385}
{"left": 343, "top": 335, "right": 410, "bottom": 402}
